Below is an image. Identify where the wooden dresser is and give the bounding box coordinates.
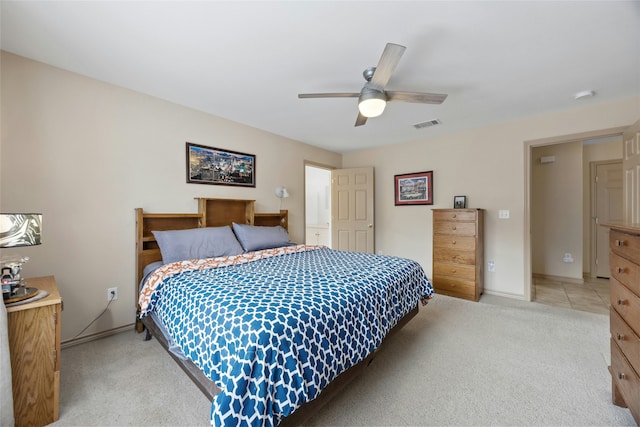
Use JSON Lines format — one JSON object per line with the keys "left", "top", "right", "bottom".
{"left": 606, "top": 223, "right": 640, "bottom": 423}
{"left": 432, "top": 209, "right": 484, "bottom": 301}
{"left": 6, "top": 275, "right": 62, "bottom": 427}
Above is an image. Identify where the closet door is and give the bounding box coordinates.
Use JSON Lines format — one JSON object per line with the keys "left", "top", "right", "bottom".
{"left": 623, "top": 119, "right": 640, "bottom": 223}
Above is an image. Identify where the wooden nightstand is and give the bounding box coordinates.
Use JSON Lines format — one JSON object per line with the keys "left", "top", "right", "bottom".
{"left": 6, "top": 276, "right": 62, "bottom": 427}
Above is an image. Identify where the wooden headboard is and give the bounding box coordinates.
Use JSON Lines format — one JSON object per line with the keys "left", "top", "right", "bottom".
{"left": 135, "top": 197, "right": 288, "bottom": 306}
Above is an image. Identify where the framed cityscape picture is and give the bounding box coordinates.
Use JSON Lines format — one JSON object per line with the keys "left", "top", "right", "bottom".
{"left": 186, "top": 142, "right": 256, "bottom": 187}
{"left": 394, "top": 171, "right": 433, "bottom": 206}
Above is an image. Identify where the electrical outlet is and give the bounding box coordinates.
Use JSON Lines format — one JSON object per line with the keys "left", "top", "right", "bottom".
{"left": 107, "top": 287, "right": 118, "bottom": 301}
{"left": 487, "top": 261, "right": 495, "bottom": 272}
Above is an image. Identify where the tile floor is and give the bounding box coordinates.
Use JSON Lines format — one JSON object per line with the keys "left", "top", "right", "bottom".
{"left": 533, "top": 276, "right": 610, "bottom": 315}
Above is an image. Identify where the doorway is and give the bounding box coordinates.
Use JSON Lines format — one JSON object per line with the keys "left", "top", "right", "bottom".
{"left": 524, "top": 129, "right": 626, "bottom": 302}
{"left": 304, "top": 164, "right": 332, "bottom": 246}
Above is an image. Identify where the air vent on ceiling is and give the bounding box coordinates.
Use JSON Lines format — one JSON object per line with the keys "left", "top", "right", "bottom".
{"left": 413, "top": 119, "right": 441, "bottom": 129}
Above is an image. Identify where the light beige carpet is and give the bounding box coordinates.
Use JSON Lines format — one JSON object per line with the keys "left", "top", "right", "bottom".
{"left": 51, "top": 294, "right": 636, "bottom": 426}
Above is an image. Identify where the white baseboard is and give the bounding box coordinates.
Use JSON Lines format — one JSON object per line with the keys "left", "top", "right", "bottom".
{"left": 532, "top": 273, "right": 584, "bottom": 285}
{"left": 61, "top": 323, "right": 134, "bottom": 349}
{"left": 483, "top": 289, "right": 528, "bottom": 300}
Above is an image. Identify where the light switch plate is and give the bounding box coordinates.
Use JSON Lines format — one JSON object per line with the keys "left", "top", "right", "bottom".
{"left": 499, "top": 210, "right": 510, "bottom": 219}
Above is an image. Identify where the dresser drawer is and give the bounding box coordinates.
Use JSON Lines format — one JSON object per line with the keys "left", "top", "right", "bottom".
{"left": 433, "top": 221, "right": 477, "bottom": 236}
{"left": 611, "top": 277, "right": 640, "bottom": 336}
{"left": 610, "top": 252, "right": 640, "bottom": 296}
{"left": 432, "top": 275, "right": 477, "bottom": 298}
{"left": 433, "top": 235, "right": 476, "bottom": 251}
{"left": 611, "top": 229, "right": 640, "bottom": 263}
{"left": 611, "top": 307, "right": 640, "bottom": 376}
{"left": 611, "top": 339, "right": 640, "bottom": 421}
{"left": 433, "top": 248, "right": 476, "bottom": 265}
{"left": 434, "top": 262, "right": 476, "bottom": 280}
{"left": 433, "top": 210, "right": 477, "bottom": 222}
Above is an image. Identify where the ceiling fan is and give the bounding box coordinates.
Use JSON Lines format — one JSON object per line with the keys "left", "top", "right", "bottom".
{"left": 298, "top": 43, "right": 448, "bottom": 127}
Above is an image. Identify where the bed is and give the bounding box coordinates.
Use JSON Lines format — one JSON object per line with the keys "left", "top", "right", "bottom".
{"left": 135, "top": 198, "right": 433, "bottom": 426}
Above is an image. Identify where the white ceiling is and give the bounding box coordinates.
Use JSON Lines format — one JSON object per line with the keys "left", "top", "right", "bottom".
{"left": 2, "top": 1, "right": 639, "bottom": 153}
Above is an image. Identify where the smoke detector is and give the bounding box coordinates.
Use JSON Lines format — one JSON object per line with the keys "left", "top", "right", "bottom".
{"left": 574, "top": 90, "right": 595, "bottom": 100}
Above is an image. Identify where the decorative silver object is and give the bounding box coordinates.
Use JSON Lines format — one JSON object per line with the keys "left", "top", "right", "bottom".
{"left": 0, "top": 213, "right": 42, "bottom": 299}
{"left": 0, "top": 213, "right": 42, "bottom": 247}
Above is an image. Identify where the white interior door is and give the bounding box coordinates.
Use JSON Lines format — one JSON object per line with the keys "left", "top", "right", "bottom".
{"left": 592, "top": 161, "right": 623, "bottom": 278}
{"left": 623, "top": 119, "right": 640, "bottom": 223}
{"left": 331, "top": 167, "right": 374, "bottom": 253}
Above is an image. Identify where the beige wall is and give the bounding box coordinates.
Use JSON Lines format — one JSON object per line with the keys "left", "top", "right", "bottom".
{"left": 2, "top": 50, "right": 639, "bottom": 340}
{"left": 343, "top": 97, "right": 639, "bottom": 299}
{"left": 0, "top": 52, "right": 342, "bottom": 342}
{"left": 531, "top": 142, "right": 583, "bottom": 279}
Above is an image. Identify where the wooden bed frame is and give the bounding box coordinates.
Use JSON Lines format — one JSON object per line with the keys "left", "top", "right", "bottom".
{"left": 134, "top": 197, "right": 418, "bottom": 426}
{"left": 135, "top": 197, "right": 288, "bottom": 293}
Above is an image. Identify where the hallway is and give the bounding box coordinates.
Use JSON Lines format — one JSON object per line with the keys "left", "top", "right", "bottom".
{"left": 533, "top": 276, "right": 609, "bottom": 315}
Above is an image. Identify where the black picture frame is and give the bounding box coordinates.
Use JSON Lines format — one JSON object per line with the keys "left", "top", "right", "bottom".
{"left": 454, "top": 195, "right": 466, "bottom": 209}
{"left": 186, "top": 142, "right": 256, "bottom": 187}
{"left": 394, "top": 171, "right": 433, "bottom": 206}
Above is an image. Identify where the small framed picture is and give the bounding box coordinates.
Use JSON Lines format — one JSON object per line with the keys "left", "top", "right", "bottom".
{"left": 454, "top": 195, "right": 466, "bottom": 209}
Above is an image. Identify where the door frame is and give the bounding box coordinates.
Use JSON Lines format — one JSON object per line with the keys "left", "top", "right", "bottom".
{"left": 590, "top": 159, "right": 623, "bottom": 278}
{"left": 523, "top": 126, "right": 626, "bottom": 301}
{"left": 304, "top": 161, "right": 334, "bottom": 246}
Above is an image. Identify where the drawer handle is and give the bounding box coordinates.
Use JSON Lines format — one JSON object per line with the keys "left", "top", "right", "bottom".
{"left": 616, "top": 267, "right": 626, "bottom": 274}
{"left": 615, "top": 239, "right": 625, "bottom": 247}
{"left": 617, "top": 299, "right": 626, "bottom": 306}
{"left": 452, "top": 226, "right": 457, "bottom": 230}
{"left": 452, "top": 240, "right": 456, "bottom": 245}
{"left": 617, "top": 333, "right": 625, "bottom": 341}
{"left": 618, "top": 372, "right": 626, "bottom": 380}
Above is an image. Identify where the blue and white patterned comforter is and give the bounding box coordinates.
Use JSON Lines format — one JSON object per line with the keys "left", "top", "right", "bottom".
{"left": 139, "top": 245, "right": 433, "bottom": 426}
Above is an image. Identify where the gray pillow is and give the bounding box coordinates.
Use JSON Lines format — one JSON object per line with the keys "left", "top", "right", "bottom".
{"left": 232, "top": 222, "right": 290, "bottom": 252}
{"left": 152, "top": 226, "right": 244, "bottom": 264}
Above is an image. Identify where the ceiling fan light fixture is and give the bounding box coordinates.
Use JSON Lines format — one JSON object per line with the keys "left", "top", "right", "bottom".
{"left": 358, "top": 88, "right": 386, "bottom": 118}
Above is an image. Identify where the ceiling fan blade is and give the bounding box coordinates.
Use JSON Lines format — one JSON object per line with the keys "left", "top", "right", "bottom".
{"left": 386, "top": 91, "right": 448, "bottom": 104}
{"left": 369, "top": 43, "right": 406, "bottom": 90}
{"left": 298, "top": 93, "right": 359, "bottom": 99}
{"left": 355, "top": 112, "right": 368, "bottom": 127}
